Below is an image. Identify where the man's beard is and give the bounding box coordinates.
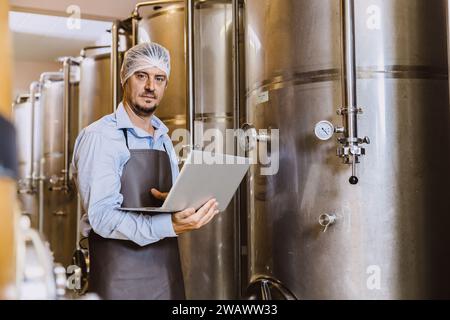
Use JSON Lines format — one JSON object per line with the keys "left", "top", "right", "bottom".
{"left": 131, "top": 101, "right": 158, "bottom": 117}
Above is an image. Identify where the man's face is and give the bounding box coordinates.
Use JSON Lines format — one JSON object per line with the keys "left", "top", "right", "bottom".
{"left": 123, "top": 67, "right": 168, "bottom": 117}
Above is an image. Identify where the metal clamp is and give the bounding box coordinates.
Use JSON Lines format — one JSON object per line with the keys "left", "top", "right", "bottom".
{"left": 336, "top": 107, "right": 364, "bottom": 115}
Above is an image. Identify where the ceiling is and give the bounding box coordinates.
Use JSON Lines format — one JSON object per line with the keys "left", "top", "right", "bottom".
{"left": 9, "top": 0, "right": 142, "bottom": 21}
{"left": 10, "top": 11, "right": 112, "bottom": 62}
{"left": 8, "top": 0, "right": 143, "bottom": 63}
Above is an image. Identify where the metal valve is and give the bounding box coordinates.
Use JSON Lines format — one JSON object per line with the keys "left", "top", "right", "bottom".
{"left": 319, "top": 213, "right": 337, "bottom": 232}
{"left": 48, "top": 174, "right": 69, "bottom": 192}
{"left": 239, "top": 123, "right": 271, "bottom": 151}
{"left": 315, "top": 110, "right": 370, "bottom": 185}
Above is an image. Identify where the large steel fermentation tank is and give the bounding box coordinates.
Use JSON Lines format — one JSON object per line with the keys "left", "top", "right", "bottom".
{"left": 244, "top": 0, "right": 450, "bottom": 299}
{"left": 133, "top": 0, "right": 239, "bottom": 299}
{"left": 135, "top": 2, "right": 187, "bottom": 138}
{"left": 187, "top": 0, "right": 239, "bottom": 299}
{"left": 39, "top": 62, "right": 80, "bottom": 267}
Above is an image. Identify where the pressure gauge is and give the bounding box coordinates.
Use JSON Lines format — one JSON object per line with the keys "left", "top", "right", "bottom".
{"left": 314, "top": 120, "right": 335, "bottom": 141}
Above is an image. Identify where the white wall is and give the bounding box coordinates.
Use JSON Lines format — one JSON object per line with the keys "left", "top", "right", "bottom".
{"left": 12, "top": 60, "right": 61, "bottom": 98}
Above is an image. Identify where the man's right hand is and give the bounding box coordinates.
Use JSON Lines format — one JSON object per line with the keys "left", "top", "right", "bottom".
{"left": 171, "top": 199, "right": 219, "bottom": 235}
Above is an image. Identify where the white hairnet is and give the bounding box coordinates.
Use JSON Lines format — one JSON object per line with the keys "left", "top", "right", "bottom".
{"left": 120, "top": 42, "right": 171, "bottom": 86}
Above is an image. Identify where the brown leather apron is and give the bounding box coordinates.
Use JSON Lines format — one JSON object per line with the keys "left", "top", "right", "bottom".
{"left": 88, "top": 129, "right": 185, "bottom": 300}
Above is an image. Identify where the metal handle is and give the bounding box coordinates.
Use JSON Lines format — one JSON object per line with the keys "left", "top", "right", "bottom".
{"left": 39, "top": 72, "right": 64, "bottom": 83}
{"left": 80, "top": 45, "right": 111, "bottom": 58}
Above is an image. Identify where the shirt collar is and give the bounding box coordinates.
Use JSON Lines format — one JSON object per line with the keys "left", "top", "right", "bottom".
{"left": 115, "top": 102, "right": 169, "bottom": 138}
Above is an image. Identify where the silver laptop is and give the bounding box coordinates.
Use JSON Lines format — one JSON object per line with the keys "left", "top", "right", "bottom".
{"left": 121, "top": 150, "right": 250, "bottom": 213}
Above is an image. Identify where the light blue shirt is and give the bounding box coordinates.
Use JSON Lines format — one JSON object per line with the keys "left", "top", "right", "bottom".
{"left": 71, "top": 102, "right": 179, "bottom": 246}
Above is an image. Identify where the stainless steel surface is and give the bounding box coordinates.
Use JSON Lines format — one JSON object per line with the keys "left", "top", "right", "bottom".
{"left": 136, "top": 2, "right": 187, "bottom": 139}
{"left": 318, "top": 213, "right": 337, "bottom": 233}
{"left": 182, "top": 0, "right": 239, "bottom": 299}
{"left": 37, "top": 72, "right": 65, "bottom": 234}
{"left": 135, "top": 0, "right": 240, "bottom": 299}
{"left": 244, "top": 0, "right": 450, "bottom": 299}
{"left": 13, "top": 93, "right": 41, "bottom": 229}
{"left": 39, "top": 68, "right": 79, "bottom": 267}
{"left": 79, "top": 51, "right": 117, "bottom": 129}
{"left": 131, "top": 0, "right": 185, "bottom": 46}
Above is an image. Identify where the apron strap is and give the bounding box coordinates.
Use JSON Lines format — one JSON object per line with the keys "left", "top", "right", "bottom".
{"left": 121, "top": 128, "right": 168, "bottom": 153}
{"left": 122, "top": 129, "right": 129, "bottom": 149}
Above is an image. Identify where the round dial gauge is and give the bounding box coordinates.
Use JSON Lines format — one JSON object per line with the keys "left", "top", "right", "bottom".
{"left": 314, "top": 121, "right": 335, "bottom": 141}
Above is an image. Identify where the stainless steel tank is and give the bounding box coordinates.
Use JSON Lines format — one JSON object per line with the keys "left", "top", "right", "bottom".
{"left": 244, "top": 0, "right": 450, "bottom": 299}
{"left": 79, "top": 49, "right": 114, "bottom": 129}
{"left": 40, "top": 63, "right": 80, "bottom": 267}
{"left": 78, "top": 47, "right": 125, "bottom": 129}
{"left": 133, "top": 0, "right": 239, "bottom": 299}
{"left": 136, "top": 2, "right": 187, "bottom": 137}
{"left": 184, "top": 0, "right": 240, "bottom": 299}
{"left": 13, "top": 94, "right": 41, "bottom": 228}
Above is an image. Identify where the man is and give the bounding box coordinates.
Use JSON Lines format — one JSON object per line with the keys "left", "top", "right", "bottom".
{"left": 71, "top": 42, "right": 219, "bottom": 300}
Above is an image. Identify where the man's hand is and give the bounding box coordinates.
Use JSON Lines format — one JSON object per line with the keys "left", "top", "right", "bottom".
{"left": 150, "top": 188, "right": 169, "bottom": 201}
{"left": 171, "top": 199, "right": 219, "bottom": 235}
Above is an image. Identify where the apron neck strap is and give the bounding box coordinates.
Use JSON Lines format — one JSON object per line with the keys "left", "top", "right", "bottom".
{"left": 121, "top": 128, "right": 168, "bottom": 153}
{"left": 122, "top": 129, "right": 129, "bottom": 149}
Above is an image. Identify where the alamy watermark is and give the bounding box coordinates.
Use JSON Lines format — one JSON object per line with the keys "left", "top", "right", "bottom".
{"left": 169, "top": 127, "right": 280, "bottom": 176}
{"left": 66, "top": 5, "right": 81, "bottom": 30}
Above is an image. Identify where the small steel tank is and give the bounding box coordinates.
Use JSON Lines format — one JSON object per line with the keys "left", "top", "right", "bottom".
{"left": 13, "top": 93, "right": 42, "bottom": 228}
